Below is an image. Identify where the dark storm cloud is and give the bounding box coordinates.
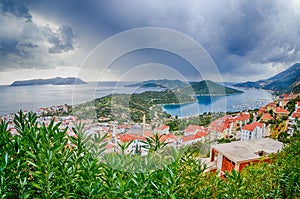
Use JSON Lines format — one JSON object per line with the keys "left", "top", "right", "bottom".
{"left": 67, "top": 0, "right": 299, "bottom": 80}
{"left": 0, "top": 0, "right": 77, "bottom": 70}
{"left": 48, "top": 25, "right": 75, "bottom": 54}
{"left": 136, "top": 0, "right": 300, "bottom": 80}
{"left": 1, "top": 0, "right": 300, "bottom": 81}
{"left": 1, "top": 0, "right": 32, "bottom": 20}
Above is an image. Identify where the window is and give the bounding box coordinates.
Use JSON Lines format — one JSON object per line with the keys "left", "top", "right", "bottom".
{"left": 255, "top": 150, "right": 269, "bottom": 156}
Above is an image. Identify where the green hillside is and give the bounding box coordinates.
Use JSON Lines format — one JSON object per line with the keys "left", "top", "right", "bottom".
{"left": 73, "top": 80, "right": 243, "bottom": 122}
{"left": 178, "top": 80, "right": 243, "bottom": 96}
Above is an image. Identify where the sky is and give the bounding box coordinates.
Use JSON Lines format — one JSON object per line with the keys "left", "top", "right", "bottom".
{"left": 0, "top": 0, "right": 300, "bottom": 85}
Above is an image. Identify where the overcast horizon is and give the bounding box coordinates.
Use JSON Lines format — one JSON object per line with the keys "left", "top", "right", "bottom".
{"left": 1, "top": 0, "right": 300, "bottom": 85}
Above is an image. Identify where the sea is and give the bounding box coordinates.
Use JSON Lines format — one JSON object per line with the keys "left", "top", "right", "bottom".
{"left": 0, "top": 82, "right": 273, "bottom": 117}
{"left": 163, "top": 89, "right": 273, "bottom": 117}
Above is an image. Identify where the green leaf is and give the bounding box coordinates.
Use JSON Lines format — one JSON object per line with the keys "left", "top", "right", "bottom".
{"left": 27, "top": 161, "right": 39, "bottom": 169}
{"left": 4, "top": 153, "right": 8, "bottom": 165}
{"left": 31, "top": 182, "right": 43, "bottom": 191}
{"left": 26, "top": 151, "right": 36, "bottom": 159}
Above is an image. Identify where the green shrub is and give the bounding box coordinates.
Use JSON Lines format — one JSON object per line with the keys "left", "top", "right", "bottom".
{"left": 0, "top": 111, "right": 299, "bottom": 198}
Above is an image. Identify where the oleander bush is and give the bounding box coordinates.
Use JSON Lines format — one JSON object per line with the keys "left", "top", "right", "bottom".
{"left": 0, "top": 111, "right": 299, "bottom": 198}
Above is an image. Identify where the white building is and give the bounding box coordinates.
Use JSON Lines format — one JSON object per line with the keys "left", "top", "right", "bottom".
{"left": 241, "top": 122, "right": 265, "bottom": 141}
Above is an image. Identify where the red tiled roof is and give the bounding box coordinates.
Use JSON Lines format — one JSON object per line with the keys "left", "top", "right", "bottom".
{"left": 242, "top": 124, "right": 255, "bottom": 131}
{"left": 292, "top": 112, "right": 300, "bottom": 119}
{"left": 242, "top": 122, "right": 264, "bottom": 131}
{"left": 184, "top": 125, "right": 206, "bottom": 133}
{"left": 259, "top": 107, "right": 267, "bottom": 112}
{"left": 252, "top": 122, "right": 264, "bottom": 128}
{"left": 261, "top": 113, "right": 273, "bottom": 120}
{"left": 159, "top": 134, "right": 177, "bottom": 142}
{"left": 274, "top": 107, "right": 289, "bottom": 114}
{"left": 118, "top": 134, "right": 146, "bottom": 142}
{"left": 196, "top": 131, "right": 208, "bottom": 137}
{"left": 266, "top": 102, "right": 276, "bottom": 107}
{"left": 297, "top": 102, "right": 300, "bottom": 107}
{"left": 234, "top": 112, "right": 250, "bottom": 122}
{"left": 181, "top": 134, "right": 202, "bottom": 142}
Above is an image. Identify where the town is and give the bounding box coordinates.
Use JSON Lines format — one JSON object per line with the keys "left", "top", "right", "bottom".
{"left": 1, "top": 93, "right": 299, "bottom": 173}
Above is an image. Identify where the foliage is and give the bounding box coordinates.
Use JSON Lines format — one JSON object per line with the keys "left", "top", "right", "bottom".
{"left": 165, "top": 112, "right": 225, "bottom": 132}
{"left": 286, "top": 96, "right": 300, "bottom": 113}
{"left": 217, "top": 138, "right": 231, "bottom": 143}
{"left": 0, "top": 111, "right": 299, "bottom": 198}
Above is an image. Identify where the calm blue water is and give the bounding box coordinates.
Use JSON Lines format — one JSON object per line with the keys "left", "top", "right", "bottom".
{"left": 0, "top": 82, "right": 164, "bottom": 115}
{"left": 0, "top": 82, "right": 273, "bottom": 117}
{"left": 163, "top": 89, "right": 273, "bottom": 117}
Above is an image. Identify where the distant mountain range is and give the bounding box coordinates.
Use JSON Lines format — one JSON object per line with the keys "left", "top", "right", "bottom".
{"left": 10, "top": 77, "right": 87, "bottom": 86}
{"left": 234, "top": 63, "right": 300, "bottom": 93}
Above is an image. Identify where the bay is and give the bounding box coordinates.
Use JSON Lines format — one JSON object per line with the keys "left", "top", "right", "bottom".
{"left": 163, "top": 88, "right": 273, "bottom": 117}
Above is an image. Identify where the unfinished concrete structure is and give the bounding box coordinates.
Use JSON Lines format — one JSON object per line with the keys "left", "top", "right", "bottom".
{"left": 210, "top": 138, "right": 283, "bottom": 177}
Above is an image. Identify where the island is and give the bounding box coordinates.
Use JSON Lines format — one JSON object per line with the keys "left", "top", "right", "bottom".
{"left": 10, "top": 77, "right": 87, "bottom": 86}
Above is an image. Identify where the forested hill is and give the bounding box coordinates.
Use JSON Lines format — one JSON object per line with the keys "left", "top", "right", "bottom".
{"left": 10, "top": 77, "right": 87, "bottom": 86}
{"left": 177, "top": 80, "right": 243, "bottom": 96}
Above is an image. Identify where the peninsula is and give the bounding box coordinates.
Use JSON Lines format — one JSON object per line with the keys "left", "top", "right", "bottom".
{"left": 73, "top": 80, "right": 243, "bottom": 122}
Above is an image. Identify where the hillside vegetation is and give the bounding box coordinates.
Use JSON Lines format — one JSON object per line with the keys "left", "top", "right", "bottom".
{"left": 73, "top": 80, "right": 243, "bottom": 122}
{"left": 0, "top": 111, "right": 299, "bottom": 198}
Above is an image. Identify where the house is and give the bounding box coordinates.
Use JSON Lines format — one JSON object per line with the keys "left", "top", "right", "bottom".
{"left": 117, "top": 134, "right": 148, "bottom": 155}
{"left": 208, "top": 116, "right": 234, "bottom": 140}
{"left": 241, "top": 122, "right": 265, "bottom": 141}
{"left": 258, "top": 107, "right": 267, "bottom": 114}
{"left": 177, "top": 133, "right": 207, "bottom": 146}
{"left": 274, "top": 107, "right": 289, "bottom": 118}
{"left": 154, "top": 125, "right": 170, "bottom": 134}
{"left": 266, "top": 102, "right": 277, "bottom": 112}
{"left": 184, "top": 125, "right": 206, "bottom": 136}
{"left": 209, "top": 138, "right": 283, "bottom": 177}
{"left": 232, "top": 112, "right": 250, "bottom": 129}
{"left": 117, "top": 134, "right": 146, "bottom": 143}
{"left": 260, "top": 113, "right": 273, "bottom": 122}
{"left": 159, "top": 133, "right": 177, "bottom": 145}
